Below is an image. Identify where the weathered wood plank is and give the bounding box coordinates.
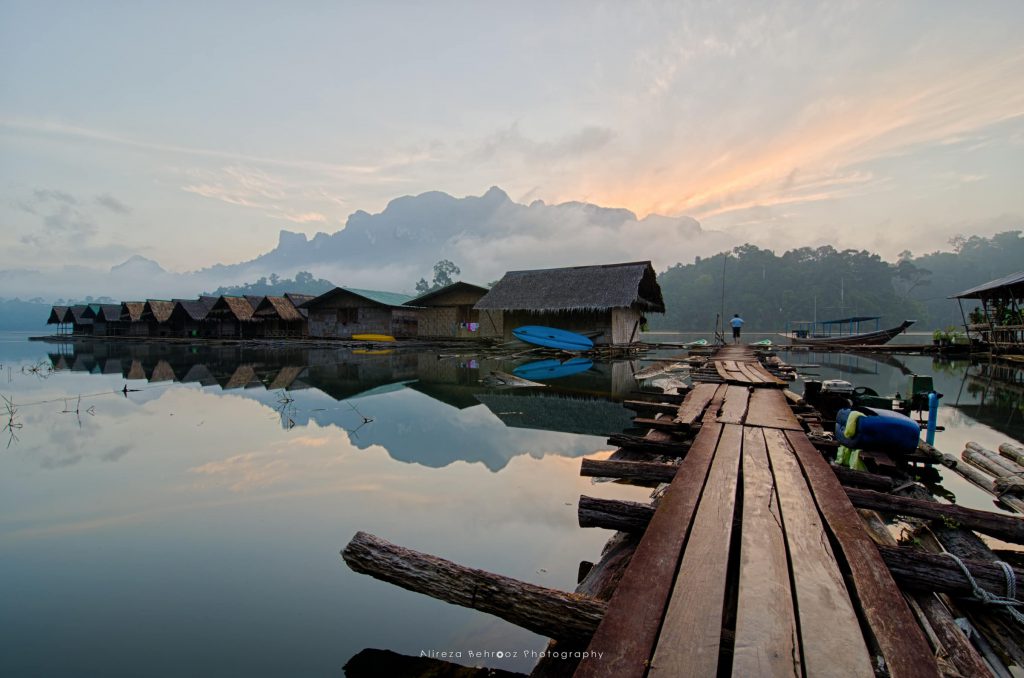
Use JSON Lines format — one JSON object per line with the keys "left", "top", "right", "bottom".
{"left": 716, "top": 384, "right": 750, "bottom": 424}
{"left": 575, "top": 422, "right": 725, "bottom": 678}
{"left": 732, "top": 426, "right": 800, "bottom": 678}
{"left": 784, "top": 430, "right": 940, "bottom": 678}
{"left": 745, "top": 388, "right": 802, "bottom": 430}
{"left": 763, "top": 428, "right": 874, "bottom": 678}
{"left": 649, "top": 423, "right": 744, "bottom": 676}
{"left": 675, "top": 382, "right": 719, "bottom": 427}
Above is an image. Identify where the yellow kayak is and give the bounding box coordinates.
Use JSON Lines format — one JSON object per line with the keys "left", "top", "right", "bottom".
{"left": 351, "top": 333, "right": 396, "bottom": 342}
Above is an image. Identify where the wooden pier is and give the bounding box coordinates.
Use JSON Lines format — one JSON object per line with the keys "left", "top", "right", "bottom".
{"left": 341, "top": 343, "right": 1024, "bottom": 677}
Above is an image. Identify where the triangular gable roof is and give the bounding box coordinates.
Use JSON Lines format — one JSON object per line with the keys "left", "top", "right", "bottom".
{"left": 474, "top": 261, "right": 665, "bottom": 313}
{"left": 96, "top": 304, "right": 123, "bottom": 322}
{"left": 302, "top": 287, "right": 414, "bottom": 309}
{"left": 405, "top": 281, "right": 489, "bottom": 307}
{"left": 67, "top": 305, "right": 93, "bottom": 324}
{"left": 120, "top": 302, "right": 146, "bottom": 322}
{"left": 209, "top": 296, "right": 256, "bottom": 321}
{"left": 171, "top": 299, "right": 212, "bottom": 322}
{"left": 252, "top": 296, "right": 304, "bottom": 321}
{"left": 952, "top": 271, "right": 1024, "bottom": 299}
{"left": 142, "top": 300, "right": 175, "bottom": 323}
{"left": 47, "top": 306, "right": 68, "bottom": 324}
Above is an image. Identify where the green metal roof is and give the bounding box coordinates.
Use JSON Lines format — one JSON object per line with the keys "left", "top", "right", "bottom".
{"left": 342, "top": 287, "right": 414, "bottom": 308}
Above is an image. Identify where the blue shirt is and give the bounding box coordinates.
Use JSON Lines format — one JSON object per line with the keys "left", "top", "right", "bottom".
{"left": 730, "top": 317, "right": 744, "bottom": 328}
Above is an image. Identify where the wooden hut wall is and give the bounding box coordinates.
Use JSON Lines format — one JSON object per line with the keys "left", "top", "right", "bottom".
{"left": 476, "top": 309, "right": 503, "bottom": 338}
{"left": 413, "top": 286, "right": 487, "bottom": 339}
{"left": 307, "top": 294, "right": 417, "bottom": 339}
{"left": 611, "top": 307, "right": 645, "bottom": 344}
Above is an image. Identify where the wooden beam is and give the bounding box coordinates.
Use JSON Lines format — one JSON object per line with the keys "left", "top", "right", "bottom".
{"left": 578, "top": 495, "right": 654, "bottom": 533}
{"left": 606, "top": 433, "right": 691, "bottom": 458}
{"left": 579, "top": 458, "right": 677, "bottom": 485}
{"left": 341, "top": 531, "right": 606, "bottom": 644}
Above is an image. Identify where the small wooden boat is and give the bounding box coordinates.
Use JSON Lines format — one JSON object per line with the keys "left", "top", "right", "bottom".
{"left": 351, "top": 333, "right": 396, "bottom": 342}
{"left": 779, "top": 318, "right": 915, "bottom": 346}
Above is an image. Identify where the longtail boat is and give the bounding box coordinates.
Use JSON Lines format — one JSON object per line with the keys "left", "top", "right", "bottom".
{"left": 779, "top": 317, "right": 915, "bottom": 346}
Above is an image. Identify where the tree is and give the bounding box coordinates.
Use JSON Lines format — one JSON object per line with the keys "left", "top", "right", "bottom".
{"left": 415, "top": 260, "right": 461, "bottom": 294}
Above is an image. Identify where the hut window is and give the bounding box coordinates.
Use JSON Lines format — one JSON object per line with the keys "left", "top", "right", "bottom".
{"left": 337, "top": 308, "right": 358, "bottom": 325}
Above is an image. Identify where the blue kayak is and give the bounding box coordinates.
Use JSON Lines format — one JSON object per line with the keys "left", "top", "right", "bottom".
{"left": 513, "top": 325, "right": 594, "bottom": 351}
{"left": 513, "top": 358, "right": 594, "bottom": 380}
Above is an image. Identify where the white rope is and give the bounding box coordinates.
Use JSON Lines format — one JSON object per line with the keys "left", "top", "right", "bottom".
{"left": 944, "top": 553, "right": 1024, "bottom": 625}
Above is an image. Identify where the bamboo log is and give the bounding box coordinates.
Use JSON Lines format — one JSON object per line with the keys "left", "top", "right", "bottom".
{"left": 579, "top": 458, "right": 677, "bottom": 485}
{"left": 605, "top": 433, "right": 691, "bottom": 457}
{"left": 341, "top": 532, "right": 606, "bottom": 644}
{"left": 846, "top": 488, "right": 1024, "bottom": 543}
{"left": 999, "top": 442, "right": 1024, "bottom": 467}
{"left": 966, "top": 442, "right": 1024, "bottom": 477}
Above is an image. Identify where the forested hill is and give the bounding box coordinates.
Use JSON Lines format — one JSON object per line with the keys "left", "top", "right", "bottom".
{"left": 651, "top": 231, "right": 1024, "bottom": 332}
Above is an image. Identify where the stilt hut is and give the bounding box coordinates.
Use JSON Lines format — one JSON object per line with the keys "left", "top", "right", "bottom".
{"left": 473, "top": 261, "right": 665, "bottom": 345}
{"left": 953, "top": 271, "right": 1024, "bottom": 353}
{"left": 206, "top": 296, "right": 260, "bottom": 338}
{"left": 169, "top": 299, "right": 213, "bottom": 338}
{"left": 119, "top": 302, "right": 149, "bottom": 336}
{"left": 141, "top": 300, "right": 175, "bottom": 337}
{"left": 66, "top": 305, "right": 95, "bottom": 335}
{"left": 301, "top": 288, "right": 417, "bottom": 339}
{"left": 92, "top": 304, "right": 124, "bottom": 336}
{"left": 47, "top": 306, "right": 70, "bottom": 335}
{"left": 252, "top": 296, "right": 308, "bottom": 338}
{"left": 404, "top": 282, "right": 491, "bottom": 339}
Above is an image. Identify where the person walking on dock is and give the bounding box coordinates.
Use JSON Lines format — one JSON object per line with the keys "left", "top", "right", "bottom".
{"left": 730, "top": 313, "right": 744, "bottom": 343}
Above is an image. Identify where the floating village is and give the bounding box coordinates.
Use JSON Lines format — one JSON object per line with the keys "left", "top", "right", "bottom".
{"left": 26, "top": 262, "right": 1024, "bottom": 676}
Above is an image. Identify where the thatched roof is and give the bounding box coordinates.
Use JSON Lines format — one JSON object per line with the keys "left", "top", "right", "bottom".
{"left": 405, "top": 281, "right": 489, "bottom": 307}
{"left": 474, "top": 261, "right": 665, "bottom": 313}
{"left": 301, "top": 287, "right": 414, "bottom": 309}
{"left": 253, "top": 296, "right": 304, "bottom": 321}
{"left": 285, "top": 292, "right": 315, "bottom": 307}
{"left": 68, "top": 305, "right": 93, "bottom": 324}
{"left": 47, "top": 306, "right": 68, "bottom": 324}
{"left": 209, "top": 296, "right": 256, "bottom": 321}
{"left": 120, "top": 302, "right": 146, "bottom": 322}
{"left": 96, "top": 304, "right": 122, "bottom": 322}
{"left": 143, "top": 300, "right": 175, "bottom": 323}
{"left": 172, "top": 299, "right": 212, "bottom": 322}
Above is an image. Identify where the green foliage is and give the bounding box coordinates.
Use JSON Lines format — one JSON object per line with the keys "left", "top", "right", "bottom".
{"left": 652, "top": 231, "right": 1023, "bottom": 331}
{"left": 204, "top": 271, "right": 335, "bottom": 297}
{"left": 415, "top": 260, "right": 461, "bottom": 294}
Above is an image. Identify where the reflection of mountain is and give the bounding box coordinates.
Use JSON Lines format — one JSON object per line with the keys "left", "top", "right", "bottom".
{"left": 50, "top": 340, "right": 634, "bottom": 471}
{"left": 956, "top": 361, "right": 1024, "bottom": 440}
{"left": 475, "top": 392, "right": 634, "bottom": 437}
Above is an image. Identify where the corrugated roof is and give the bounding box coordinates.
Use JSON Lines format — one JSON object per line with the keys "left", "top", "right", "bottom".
{"left": 405, "top": 281, "right": 489, "bottom": 307}
{"left": 302, "top": 287, "right": 414, "bottom": 309}
{"left": 951, "top": 271, "right": 1024, "bottom": 299}
{"left": 474, "top": 261, "right": 665, "bottom": 313}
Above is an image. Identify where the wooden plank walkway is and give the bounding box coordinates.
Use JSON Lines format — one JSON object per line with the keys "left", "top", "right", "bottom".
{"left": 576, "top": 346, "right": 938, "bottom": 678}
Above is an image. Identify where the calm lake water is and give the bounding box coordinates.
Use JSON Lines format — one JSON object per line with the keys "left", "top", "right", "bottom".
{"left": 1, "top": 331, "right": 1022, "bottom": 676}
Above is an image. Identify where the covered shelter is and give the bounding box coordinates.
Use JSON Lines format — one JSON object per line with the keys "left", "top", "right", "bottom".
{"left": 47, "top": 306, "right": 70, "bottom": 335}
{"left": 404, "top": 281, "right": 491, "bottom": 339}
{"left": 206, "top": 296, "right": 260, "bottom": 338}
{"left": 140, "top": 300, "right": 176, "bottom": 337}
{"left": 119, "top": 302, "right": 149, "bottom": 336}
{"left": 474, "top": 260, "right": 665, "bottom": 345}
{"left": 952, "top": 271, "right": 1024, "bottom": 353}
{"left": 92, "top": 304, "right": 124, "bottom": 336}
{"left": 66, "top": 305, "right": 95, "bottom": 335}
{"left": 169, "top": 299, "right": 214, "bottom": 338}
{"left": 301, "top": 288, "right": 417, "bottom": 339}
{"left": 252, "top": 295, "right": 308, "bottom": 338}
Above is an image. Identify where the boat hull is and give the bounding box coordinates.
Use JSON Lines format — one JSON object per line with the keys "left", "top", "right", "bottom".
{"left": 779, "top": 320, "right": 915, "bottom": 346}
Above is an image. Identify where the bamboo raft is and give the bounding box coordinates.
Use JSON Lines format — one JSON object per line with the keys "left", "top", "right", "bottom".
{"left": 341, "top": 344, "right": 1024, "bottom": 677}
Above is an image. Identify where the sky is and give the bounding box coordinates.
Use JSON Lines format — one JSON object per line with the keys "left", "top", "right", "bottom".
{"left": 1, "top": 0, "right": 1023, "bottom": 277}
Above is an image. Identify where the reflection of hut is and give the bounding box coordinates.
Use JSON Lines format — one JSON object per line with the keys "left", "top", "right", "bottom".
{"left": 301, "top": 288, "right": 417, "bottom": 339}
{"left": 252, "top": 296, "right": 308, "bottom": 338}
{"left": 67, "top": 305, "right": 94, "bottom": 335}
{"left": 141, "top": 300, "right": 175, "bottom": 337}
{"left": 224, "top": 364, "right": 261, "bottom": 389}
{"left": 181, "top": 363, "right": 218, "bottom": 386}
{"left": 47, "top": 306, "right": 70, "bottom": 334}
{"left": 268, "top": 365, "right": 307, "bottom": 390}
{"left": 474, "top": 261, "right": 665, "bottom": 345}
{"left": 474, "top": 392, "right": 635, "bottom": 436}
{"left": 120, "top": 302, "right": 149, "bottom": 336}
{"left": 953, "top": 272, "right": 1024, "bottom": 353}
{"left": 207, "top": 296, "right": 260, "bottom": 338}
{"left": 149, "top": 359, "right": 177, "bottom": 382}
{"left": 126, "top": 359, "right": 146, "bottom": 380}
{"left": 405, "top": 282, "right": 491, "bottom": 339}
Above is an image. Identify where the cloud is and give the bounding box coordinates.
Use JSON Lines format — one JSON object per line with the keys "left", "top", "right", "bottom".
{"left": 472, "top": 123, "right": 616, "bottom": 165}
{"left": 95, "top": 193, "right": 131, "bottom": 214}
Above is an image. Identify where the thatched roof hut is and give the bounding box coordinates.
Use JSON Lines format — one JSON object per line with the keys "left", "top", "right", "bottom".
{"left": 473, "top": 261, "right": 665, "bottom": 345}
{"left": 95, "top": 305, "right": 123, "bottom": 322}
{"left": 142, "top": 300, "right": 175, "bottom": 323}
{"left": 47, "top": 306, "right": 68, "bottom": 325}
{"left": 209, "top": 296, "right": 256, "bottom": 321}
{"left": 253, "top": 296, "right": 304, "bottom": 321}
{"left": 120, "top": 302, "right": 146, "bottom": 322}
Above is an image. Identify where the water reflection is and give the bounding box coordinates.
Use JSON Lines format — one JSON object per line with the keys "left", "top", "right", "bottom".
{"left": 952, "top": 359, "right": 1024, "bottom": 441}
{"left": 41, "top": 339, "right": 639, "bottom": 472}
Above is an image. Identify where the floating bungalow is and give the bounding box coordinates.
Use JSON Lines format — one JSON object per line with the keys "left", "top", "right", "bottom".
{"left": 474, "top": 260, "right": 665, "bottom": 345}
{"left": 140, "top": 300, "right": 175, "bottom": 337}
{"left": 301, "top": 288, "right": 417, "bottom": 339}
{"left": 119, "top": 302, "right": 149, "bottom": 337}
{"left": 953, "top": 271, "right": 1024, "bottom": 354}
{"left": 252, "top": 295, "right": 309, "bottom": 338}
{"left": 206, "top": 296, "right": 259, "bottom": 338}
{"left": 66, "top": 305, "right": 94, "bottom": 335}
{"left": 91, "top": 304, "right": 124, "bottom": 336}
{"left": 404, "top": 281, "right": 492, "bottom": 339}
{"left": 47, "top": 306, "right": 70, "bottom": 334}
{"left": 168, "top": 299, "right": 213, "bottom": 338}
